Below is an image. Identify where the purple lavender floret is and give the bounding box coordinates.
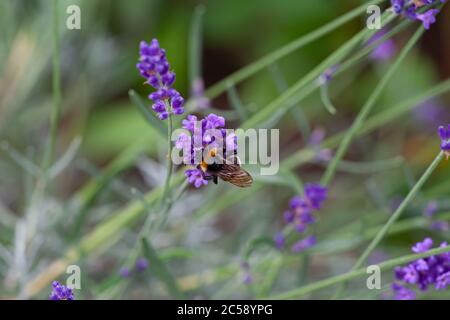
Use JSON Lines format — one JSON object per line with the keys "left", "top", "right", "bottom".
{"left": 291, "top": 235, "right": 316, "bottom": 253}
{"left": 49, "top": 281, "right": 74, "bottom": 300}
{"left": 304, "top": 183, "right": 328, "bottom": 210}
{"left": 438, "top": 124, "right": 450, "bottom": 152}
{"left": 318, "top": 65, "right": 338, "bottom": 85}
{"left": 416, "top": 9, "right": 440, "bottom": 29}
{"left": 391, "top": 0, "right": 405, "bottom": 14}
{"left": 137, "top": 39, "right": 184, "bottom": 119}
{"left": 392, "top": 283, "right": 417, "bottom": 300}
{"left": 392, "top": 238, "right": 450, "bottom": 299}
{"left": 185, "top": 168, "right": 208, "bottom": 188}
{"left": 285, "top": 196, "right": 315, "bottom": 233}
{"left": 411, "top": 237, "right": 433, "bottom": 253}
{"left": 277, "top": 183, "right": 327, "bottom": 252}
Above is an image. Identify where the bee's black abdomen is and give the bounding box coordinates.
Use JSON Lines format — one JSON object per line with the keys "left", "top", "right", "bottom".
{"left": 207, "top": 162, "right": 224, "bottom": 172}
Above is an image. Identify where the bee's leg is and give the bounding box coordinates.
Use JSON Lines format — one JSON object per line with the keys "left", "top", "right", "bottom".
{"left": 213, "top": 175, "right": 218, "bottom": 184}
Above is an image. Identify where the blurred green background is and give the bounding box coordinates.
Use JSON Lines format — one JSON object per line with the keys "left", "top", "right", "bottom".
{"left": 1, "top": 0, "right": 450, "bottom": 299}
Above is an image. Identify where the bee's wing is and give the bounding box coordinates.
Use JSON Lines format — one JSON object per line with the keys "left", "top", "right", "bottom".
{"left": 216, "top": 164, "right": 253, "bottom": 188}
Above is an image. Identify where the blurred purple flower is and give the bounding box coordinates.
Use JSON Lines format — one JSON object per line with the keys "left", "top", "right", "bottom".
{"left": 367, "top": 30, "right": 396, "bottom": 61}
{"left": 240, "top": 261, "right": 253, "bottom": 285}
{"left": 135, "top": 257, "right": 149, "bottom": 272}
{"left": 392, "top": 283, "right": 416, "bottom": 300}
{"left": 49, "top": 281, "right": 74, "bottom": 300}
{"left": 413, "top": 99, "right": 449, "bottom": 128}
{"left": 286, "top": 196, "right": 314, "bottom": 233}
{"left": 423, "top": 200, "right": 438, "bottom": 218}
{"left": 191, "top": 78, "right": 211, "bottom": 110}
{"left": 291, "top": 235, "right": 316, "bottom": 253}
{"left": 430, "top": 221, "right": 450, "bottom": 231}
{"left": 308, "top": 127, "right": 333, "bottom": 162}
{"left": 119, "top": 266, "right": 131, "bottom": 278}
{"left": 137, "top": 39, "right": 184, "bottom": 119}
{"left": 277, "top": 183, "right": 327, "bottom": 251}
{"left": 274, "top": 232, "right": 285, "bottom": 250}
{"left": 368, "top": 250, "right": 389, "bottom": 265}
{"left": 309, "top": 127, "right": 326, "bottom": 146}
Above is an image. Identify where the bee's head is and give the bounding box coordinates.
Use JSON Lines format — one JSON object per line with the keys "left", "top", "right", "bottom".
{"left": 209, "top": 148, "right": 217, "bottom": 158}
{"left": 200, "top": 148, "right": 218, "bottom": 172}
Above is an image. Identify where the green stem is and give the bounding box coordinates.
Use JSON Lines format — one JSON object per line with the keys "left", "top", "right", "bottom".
{"left": 269, "top": 64, "right": 311, "bottom": 139}
{"left": 160, "top": 113, "right": 173, "bottom": 207}
{"left": 43, "top": 0, "right": 61, "bottom": 171}
{"left": 320, "top": 83, "right": 337, "bottom": 114}
{"left": 204, "top": 0, "right": 385, "bottom": 99}
{"left": 333, "top": 151, "right": 444, "bottom": 299}
{"left": 268, "top": 244, "right": 450, "bottom": 299}
{"left": 321, "top": 26, "right": 425, "bottom": 186}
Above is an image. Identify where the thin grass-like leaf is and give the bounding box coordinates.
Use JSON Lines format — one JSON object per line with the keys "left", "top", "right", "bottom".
{"left": 0, "top": 141, "right": 41, "bottom": 177}
{"left": 48, "top": 137, "right": 82, "bottom": 179}
{"left": 269, "top": 64, "right": 310, "bottom": 139}
{"left": 129, "top": 89, "right": 167, "bottom": 137}
{"left": 141, "top": 237, "right": 186, "bottom": 299}
{"left": 227, "top": 83, "right": 248, "bottom": 121}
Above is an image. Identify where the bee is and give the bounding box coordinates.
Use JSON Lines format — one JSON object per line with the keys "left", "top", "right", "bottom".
{"left": 199, "top": 148, "right": 253, "bottom": 188}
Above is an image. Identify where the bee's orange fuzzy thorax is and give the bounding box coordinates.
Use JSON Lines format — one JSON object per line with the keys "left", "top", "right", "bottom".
{"left": 200, "top": 161, "right": 208, "bottom": 172}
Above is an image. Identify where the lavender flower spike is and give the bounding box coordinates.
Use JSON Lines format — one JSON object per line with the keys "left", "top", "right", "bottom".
{"left": 438, "top": 124, "right": 450, "bottom": 159}
{"left": 137, "top": 39, "right": 184, "bottom": 119}
{"left": 390, "top": 0, "right": 445, "bottom": 30}
{"left": 49, "top": 281, "right": 74, "bottom": 300}
{"left": 392, "top": 237, "right": 450, "bottom": 299}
